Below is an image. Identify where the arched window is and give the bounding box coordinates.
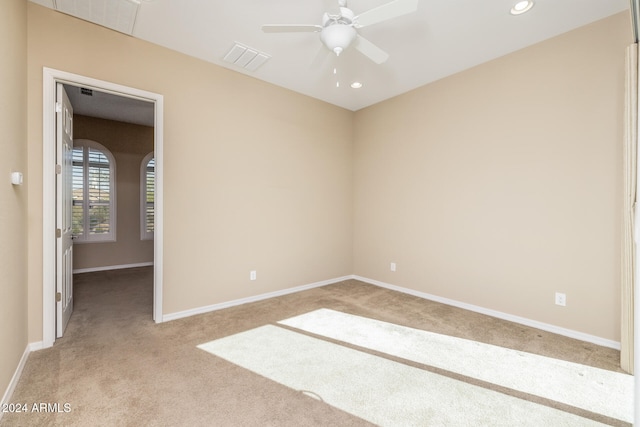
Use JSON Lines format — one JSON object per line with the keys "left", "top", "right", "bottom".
{"left": 141, "top": 152, "right": 155, "bottom": 240}
{"left": 72, "top": 139, "right": 116, "bottom": 242}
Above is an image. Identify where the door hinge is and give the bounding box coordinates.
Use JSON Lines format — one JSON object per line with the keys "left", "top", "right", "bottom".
{"left": 55, "top": 164, "right": 62, "bottom": 174}
{"left": 56, "top": 292, "right": 62, "bottom": 302}
{"left": 56, "top": 228, "right": 61, "bottom": 238}
{"left": 55, "top": 102, "right": 62, "bottom": 113}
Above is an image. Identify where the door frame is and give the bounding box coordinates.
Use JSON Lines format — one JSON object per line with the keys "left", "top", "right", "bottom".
{"left": 42, "top": 67, "right": 164, "bottom": 348}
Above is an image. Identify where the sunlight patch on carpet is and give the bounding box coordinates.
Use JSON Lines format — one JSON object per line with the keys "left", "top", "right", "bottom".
{"left": 279, "top": 308, "right": 633, "bottom": 423}
{"left": 198, "top": 325, "right": 609, "bottom": 426}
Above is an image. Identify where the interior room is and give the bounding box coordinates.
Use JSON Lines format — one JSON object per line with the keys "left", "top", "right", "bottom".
{"left": 68, "top": 87, "right": 155, "bottom": 276}
{"left": 1, "top": 0, "right": 638, "bottom": 424}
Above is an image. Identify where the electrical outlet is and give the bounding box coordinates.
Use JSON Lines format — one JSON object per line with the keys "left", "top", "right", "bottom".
{"left": 555, "top": 292, "right": 566, "bottom": 307}
{"left": 390, "top": 262, "right": 396, "bottom": 272}
{"left": 250, "top": 270, "right": 257, "bottom": 281}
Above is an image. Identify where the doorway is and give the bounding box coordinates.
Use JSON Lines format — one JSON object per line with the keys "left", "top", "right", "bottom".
{"left": 42, "top": 68, "right": 164, "bottom": 348}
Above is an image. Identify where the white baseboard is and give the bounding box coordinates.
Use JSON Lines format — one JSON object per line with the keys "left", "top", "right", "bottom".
{"left": 73, "top": 262, "right": 154, "bottom": 274}
{"left": 353, "top": 275, "right": 621, "bottom": 350}
{"left": 28, "top": 341, "right": 44, "bottom": 352}
{"left": 0, "top": 344, "right": 32, "bottom": 420}
{"left": 163, "top": 275, "right": 353, "bottom": 322}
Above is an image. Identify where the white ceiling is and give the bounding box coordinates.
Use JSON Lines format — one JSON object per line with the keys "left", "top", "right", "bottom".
{"left": 31, "top": 0, "right": 629, "bottom": 114}
{"left": 63, "top": 84, "right": 154, "bottom": 126}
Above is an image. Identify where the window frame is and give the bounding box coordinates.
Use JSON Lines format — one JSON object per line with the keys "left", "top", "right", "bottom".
{"left": 140, "top": 152, "right": 155, "bottom": 240}
{"left": 72, "top": 139, "right": 117, "bottom": 243}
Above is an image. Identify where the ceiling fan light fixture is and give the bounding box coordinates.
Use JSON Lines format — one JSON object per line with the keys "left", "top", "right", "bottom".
{"left": 320, "top": 24, "right": 357, "bottom": 56}
{"left": 510, "top": 0, "right": 534, "bottom": 15}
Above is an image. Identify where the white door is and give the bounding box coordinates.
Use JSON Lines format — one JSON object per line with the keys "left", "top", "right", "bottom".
{"left": 56, "top": 83, "right": 74, "bottom": 337}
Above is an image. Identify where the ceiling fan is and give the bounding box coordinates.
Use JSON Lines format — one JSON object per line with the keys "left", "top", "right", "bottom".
{"left": 262, "top": 0, "right": 419, "bottom": 64}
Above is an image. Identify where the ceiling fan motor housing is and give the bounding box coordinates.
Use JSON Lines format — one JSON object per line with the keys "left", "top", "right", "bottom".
{"left": 322, "top": 7, "right": 355, "bottom": 26}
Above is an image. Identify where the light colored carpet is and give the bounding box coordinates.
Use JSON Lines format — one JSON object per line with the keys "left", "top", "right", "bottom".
{"left": 198, "top": 325, "right": 609, "bottom": 426}
{"left": 279, "top": 308, "right": 634, "bottom": 423}
{"left": 0, "top": 268, "right": 629, "bottom": 426}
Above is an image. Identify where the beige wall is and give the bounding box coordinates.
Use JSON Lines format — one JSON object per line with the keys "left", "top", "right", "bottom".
{"left": 23, "top": 1, "right": 629, "bottom": 346}
{"left": 27, "top": 3, "right": 353, "bottom": 342}
{"left": 353, "top": 12, "right": 631, "bottom": 341}
{"left": 0, "top": 0, "right": 28, "bottom": 403}
{"left": 72, "top": 115, "right": 154, "bottom": 271}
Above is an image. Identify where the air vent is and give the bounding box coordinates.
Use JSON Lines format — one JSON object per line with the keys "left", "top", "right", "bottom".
{"left": 53, "top": 0, "right": 140, "bottom": 35}
{"left": 80, "top": 88, "right": 93, "bottom": 96}
{"left": 223, "top": 43, "right": 270, "bottom": 72}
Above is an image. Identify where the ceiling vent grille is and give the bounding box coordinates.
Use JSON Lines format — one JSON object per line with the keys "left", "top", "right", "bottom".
{"left": 223, "top": 43, "right": 270, "bottom": 72}
{"left": 53, "top": 0, "right": 140, "bottom": 35}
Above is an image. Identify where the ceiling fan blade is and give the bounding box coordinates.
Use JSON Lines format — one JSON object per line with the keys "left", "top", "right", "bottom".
{"left": 262, "top": 24, "right": 323, "bottom": 33}
{"left": 354, "top": 0, "right": 418, "bottom": 28}
{"left": 354, "top": 35, "right": 389, "bottom": 64}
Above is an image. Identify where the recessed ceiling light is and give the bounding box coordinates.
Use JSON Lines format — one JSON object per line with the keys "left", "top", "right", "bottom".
{"left": 510, "top": 0, "right": 534, "bottom": 15}
{"left": 350, "top": 82, "right": 363, "bottom": 89}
